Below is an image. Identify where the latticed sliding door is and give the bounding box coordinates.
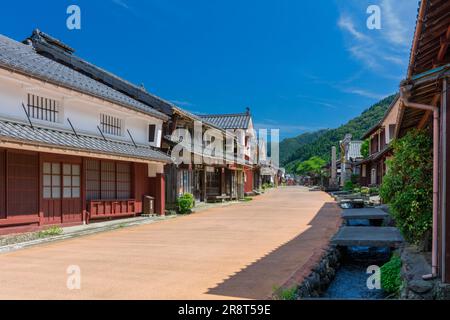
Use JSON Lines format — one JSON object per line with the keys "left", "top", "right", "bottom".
{"left": 116, "top": 162, "right": 131, "bottom": 200}
{"left": 86, "top": 159, "right": 101, "bottom": 201}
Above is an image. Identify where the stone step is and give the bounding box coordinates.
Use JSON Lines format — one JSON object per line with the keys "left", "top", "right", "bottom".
{"left": 331, "top": 226, "right": 404, "bottom": 247}
{"left": 341, "top": 208, "right": 389, "bottom": 220}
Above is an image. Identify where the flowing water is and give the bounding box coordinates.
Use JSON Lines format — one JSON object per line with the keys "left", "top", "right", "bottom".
{"left": 322, "top": 247, "right": 390, "bottom": 299}
{"left": 322, "top": 218, "right": 391, "bottom": 299}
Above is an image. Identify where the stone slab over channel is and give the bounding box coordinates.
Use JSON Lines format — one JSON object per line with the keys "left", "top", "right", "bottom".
{"left": 0, "top": 187, "right": 341, "bottom": 300}
{"left": 332, "top": 226, "right": 404, "bottom": 247}
{"left": 341, "top": 208, "right": 389, "bottom": 220}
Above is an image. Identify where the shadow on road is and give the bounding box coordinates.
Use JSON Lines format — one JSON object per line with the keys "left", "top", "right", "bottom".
{"left": 205, "top": 202, "right": 342, "bottom": 299}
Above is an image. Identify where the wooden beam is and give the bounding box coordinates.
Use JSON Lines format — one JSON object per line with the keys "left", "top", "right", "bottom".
{"left": 394, "top": 102, "right": 405, "bottom": 139}
{"left": 408, "top": 0, "right": 428, "bottom": 78}
{"left": 417, "top": 94, "right": 441, "bottom": 129}
{"left": 437, "top": 26, "right": 450, "bottom": 62}
{"left": 418, "top": 110, "right": 432, "bottom": 129}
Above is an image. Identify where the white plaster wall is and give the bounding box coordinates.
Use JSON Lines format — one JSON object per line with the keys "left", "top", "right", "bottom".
{"left": 0, "top": 73, "right": 163, "bottom": 147}
{"left": 382, "top": 99, "right": 400, "bottom": 144}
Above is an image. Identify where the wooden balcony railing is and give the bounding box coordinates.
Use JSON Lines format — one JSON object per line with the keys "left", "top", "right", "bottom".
{"left": 87, "top": 199, "right": 137, "bottom": 223}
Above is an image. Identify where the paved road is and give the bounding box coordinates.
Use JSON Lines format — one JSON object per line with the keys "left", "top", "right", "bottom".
{"left": 0, "top": 187, "right": 341, "bottom": 300}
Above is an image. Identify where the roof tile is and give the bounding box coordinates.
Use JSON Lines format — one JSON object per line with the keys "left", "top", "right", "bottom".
{"left": 0, "top": 34, "right": 168, "bottom": 120}
{"left": 0, "top": 119, "right": 172, "bottom": 163}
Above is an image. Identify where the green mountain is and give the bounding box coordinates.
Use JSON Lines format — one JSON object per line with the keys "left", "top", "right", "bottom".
{"left": 281, "top": 94, "right": 397, "bottom": 173}
{"left": 279, "top": 130, "right": 329, "bottom": 165}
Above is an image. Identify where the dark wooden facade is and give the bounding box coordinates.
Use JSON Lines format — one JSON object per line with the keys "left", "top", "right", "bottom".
{"left": 0, "top": 147, "right": 165, "bottom": 235}
{"left": 162, "top": 108, "right": 246, "bottom": 208}
{"left": 165, "top": 162, "right": 245, "bottom": 209}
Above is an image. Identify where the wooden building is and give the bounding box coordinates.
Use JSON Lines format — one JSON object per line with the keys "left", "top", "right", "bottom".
{"left": 396, "top": 0, "right": 450, "bottom": 283}
{"left": 357, "top": 96, "right": 400, "bottom": 187}
{"left": 162, "top": 107, "right": 241, "bottom": 207}
{"left": 0, "top": 31, "right": 171, "bottom": 235}
{"left": 200, "top": 110, "right": 257, "bottom": 196}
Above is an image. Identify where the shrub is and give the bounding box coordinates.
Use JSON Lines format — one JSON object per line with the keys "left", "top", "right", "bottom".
{"left": 38, "top": 226, "right": 63, "bottom": 238}
{"left": 177, "top": 193, "right": 195, "bottom": 214}
{"left": 262, "top": 183, "right": 274, "bottom": 190}
{"left": 369, "top": 187, "right": 380, "bottom": 195}
{"left": 380, "top": 129, "right": 432, "bottom": 245}
{"left": 343, "top": 180, "right": 354, "bottom": 192}
{"left": 273, "top": 286, "right": 297, "bottom": 300}
{"left": 361, "top": 187, "right": 370, "bottom": 195}
{"left": 381, "top": 254, "right": 402, "bottom": 295}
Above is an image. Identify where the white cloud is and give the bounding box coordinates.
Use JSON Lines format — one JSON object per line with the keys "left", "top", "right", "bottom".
{"left": 112, "top": 0, "right": 130, "bottom": 10}
{"left": 336, "top": 1, "right": 417, "bottom": 79}
{"left": 380, "top": 0, "right": 410, "bottom": 47}
{"left": 348, "top": 45, "right": 380, "bottom": 69}
{"left": 338, "top": 15, "right": 368, "bottom": 41}
{"left": 382, "top": 54, "right": 404, "bottom": 65}
{"left": 342, "top": 88, "right": 388, "bottom": 100}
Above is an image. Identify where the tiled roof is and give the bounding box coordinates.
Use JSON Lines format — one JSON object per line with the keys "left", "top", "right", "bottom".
{"left": 0, "top": 119, "right": 172, "bottom": 163}
{"left": 28, "top": 30, "right": 174, "bottom": 116}
{"left": 0, "top": 33, "right": 168, "bottom": 121}
{"left": 173, "top": 106, "right": 227, "bottom": 133}
{"left": 199, "top": 113, "right": 251, "bottom": 129}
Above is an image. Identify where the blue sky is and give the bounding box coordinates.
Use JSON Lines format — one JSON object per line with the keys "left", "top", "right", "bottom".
{"left": 0, "top": 0, "right": 418, "bottom": 139}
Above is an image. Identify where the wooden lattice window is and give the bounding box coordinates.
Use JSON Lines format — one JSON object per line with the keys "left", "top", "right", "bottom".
{"left": 27, "top": 93, "right": 59, "bottom": 122}
{"left": 86, "top": 160, "right": 131, "bottom": 201}
{"left": 101, "top": 161, "right": 116, "bottom": 199}
{"left": 100, "top": 114, "right": 122, "bottom": 136}
{"left": 116, "top": 162, "right": 131, "bottom": 200}
{"left": 206, "top": 169, "right": 220, "bottom": 189}
{"left": 86, "top": 160, "right": 100, "bottom": 201}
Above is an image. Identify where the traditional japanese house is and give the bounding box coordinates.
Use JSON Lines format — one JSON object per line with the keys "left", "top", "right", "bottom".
{"left": 357, "top": 96, "right": 400, "bottom": 187}
{"left": 260, "top": 160, "right": 279, "bottom": 186}
{"left": 162, "top": 107, "right": 239, "bottom": 207}
{"left": 395, "top": 0, "right": 450, "bottom": 283}
{"left": 199, "top": 109, "right": 258, "bottom": 196}
{"left": 0, "top": 32, "right": 171, "bottom": 235}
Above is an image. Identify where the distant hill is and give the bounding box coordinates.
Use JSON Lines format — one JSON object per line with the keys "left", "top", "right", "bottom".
{"left": 281, "top": 94, "right": 396, "bottom": 173}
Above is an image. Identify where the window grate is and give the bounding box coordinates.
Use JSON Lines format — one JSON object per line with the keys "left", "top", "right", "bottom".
{"left": 148, "top": 124, "right": 156, "bottom": 143}
{"left": 100, "top": 114, "right": 122, "bottom": 136}
{"left": 27, "top": 93, "right": 59, "bottom": 122}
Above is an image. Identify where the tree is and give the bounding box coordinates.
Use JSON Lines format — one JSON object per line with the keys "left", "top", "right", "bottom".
{"left": 361, "top": 139, "right": 369, "bottom": 158}
{"left": 281, "top": 95, "right": 397, "bottom": 172}
{"left": 296, "top": 156, "right": 326, "bottom": 176}
{"left": 380, "top": 129, "right": 432, "bottom": 246}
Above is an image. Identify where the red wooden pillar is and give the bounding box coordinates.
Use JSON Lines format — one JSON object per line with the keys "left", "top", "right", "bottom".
{"left": 244, "top": 168, "right": 253, "bottom": 193}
